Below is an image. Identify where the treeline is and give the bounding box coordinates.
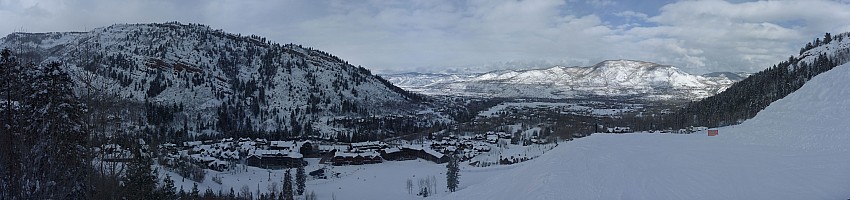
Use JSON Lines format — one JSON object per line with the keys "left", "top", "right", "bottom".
{"left": 665, "top": 32, "right": 850, "bottom": 128}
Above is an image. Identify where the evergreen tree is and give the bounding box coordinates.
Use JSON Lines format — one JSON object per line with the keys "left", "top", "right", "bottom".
{"left": 296, "top": 162, "right": 306, "bottom": 195}
{"left": 825, "top": 32, "right": 832, "bottom": 44}
{"left": 0, "top": 48, "right": 22, "bottom": 199}
{"left": 203, "top": 187, "right": 215, "bottom": 198}
{"left": 191, "top": 182, "right": 200, "bottom": 199}
{"left": 178, "top": 186, "right": 187, "bottom": 199}
{"left": 446, "top": 155, "right": 460, "bottom": 192}
{"left": 158, "top": 174, "right": 177, "bottom": 199}
{"left": 23, "top": 61, "right": 90, "bottom": 199}
{"left": 283, "top": 169, "right": 294, "bottom": 200}
{"left": 123, "top": 144, "right": 157, "bottom": 200}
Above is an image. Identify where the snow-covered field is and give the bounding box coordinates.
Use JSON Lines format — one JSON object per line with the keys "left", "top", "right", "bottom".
{"left": 160, "top": 157, "right": 508, "bottom": 200}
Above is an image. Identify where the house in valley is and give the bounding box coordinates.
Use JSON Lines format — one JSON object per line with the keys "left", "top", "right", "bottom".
{"left": 245, "top": 149, "right": 304, "bottom": 168}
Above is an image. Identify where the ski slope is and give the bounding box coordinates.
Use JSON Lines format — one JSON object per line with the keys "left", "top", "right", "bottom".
{"left": 439, "top": 62, "right": 850, "bottom": 199}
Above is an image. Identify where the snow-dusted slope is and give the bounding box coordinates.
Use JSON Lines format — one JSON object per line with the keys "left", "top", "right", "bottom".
{"left": 0, "top": 22, "right": 432, "bottom": 135}
{"left": 380, "top": 72, "right": 478, "bottom": 89}
{"left": 384, "top": 60, "right": 739, "bottom": 100}
{"left": 438, "top": 62, "right": 850, "bottom": 200}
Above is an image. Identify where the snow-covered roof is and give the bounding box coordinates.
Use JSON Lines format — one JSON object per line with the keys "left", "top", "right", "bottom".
{"left": 219, "top": 150, "right": 239, "bottom": 160}
{"left": 183, "top": 141, "right": 202, "bottom": 147}
{"left": 190, "top": 154, "right": 217, "bottom": 162}
{"left": 383, "top": 147, "right": 401, "bottom": 154}
{"left": 248, "top": 149, "right": 303, "bottom": 159}
{"left": 403, "top": 145, "right": 445, "bottom": 158}
{"left": 334, "top": 150, "right": 380, "bottom": 158}
{"left": 350, "top": 141, "right": 387, "bottom": 149}
{"left": 446, "top": 146, "right": 457, "bottom": 152}
{"left": 423, "top": 148, "right": 444, "bottom": 158}
{"left": 207, "top": 160, "right": 229, "bottom": 167}
{"left": 270, "top": 141, "right": 295, "bottom": 148}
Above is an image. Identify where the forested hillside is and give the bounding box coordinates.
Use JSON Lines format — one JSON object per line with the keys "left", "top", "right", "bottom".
{"left": 670, "top": 32, "right": 850, "bottom": 128}
{"left": 0, "top": 22, "right": 443, "bottom": 144}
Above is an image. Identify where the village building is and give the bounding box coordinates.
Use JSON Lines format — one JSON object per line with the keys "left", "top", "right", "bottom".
{"left": 349, "top": 141, "right": 389, "bottom": 151}
{"left": 330, "top": 150, "right": 382, "bottom": 166}
{"left": 269, "top": 141, "right": 296, "bottom": 150}
{"left": 245, "top": 149, "right": 305, "bottom": 169}
{"left": 298, "top": 141, "right": 317, "bottom": 157}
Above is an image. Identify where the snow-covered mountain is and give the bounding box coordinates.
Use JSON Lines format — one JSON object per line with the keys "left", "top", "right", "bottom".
{"left": 0, "top": 22, "right": 437, "bottom": 137}
{"left": 383, "top": 60, "right": 741, "bottom": 100}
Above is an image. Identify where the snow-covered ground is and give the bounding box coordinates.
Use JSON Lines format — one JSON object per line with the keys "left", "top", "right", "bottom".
{"left": 438, "top": 62, "right": 850, "bottom": 199}
{"left": 160, "top": 157, "right": 506, "bottom": 200}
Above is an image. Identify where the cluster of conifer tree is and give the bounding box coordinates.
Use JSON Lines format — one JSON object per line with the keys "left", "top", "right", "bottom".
{"left": 0, "top": 49, "right": 89, "bottom": 199}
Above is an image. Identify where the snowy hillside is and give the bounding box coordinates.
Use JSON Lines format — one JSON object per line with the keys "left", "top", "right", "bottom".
{"left": 383, "top": 60, "right": 740, "bottom": 100}
{"left": 701, "top": 72, "right": 750, "bottom": 82}
{"left": 438, "top": 62, "right": 850, "bottom": 200}
{"left": 379, "top": 72, "right": 478, "bottom": 89}
{"left": 0, "top": 22, "right": 436, "bottom": 137}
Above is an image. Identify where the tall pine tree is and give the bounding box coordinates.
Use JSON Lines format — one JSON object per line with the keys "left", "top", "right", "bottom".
{"left": 296, "top": 161, "right": 306, "bottom": 195}
{"left": 122, "top": 143, "right": 157, "bottom": 200}
{"left": 446, "top": 155, "right": 460, "bottom": 192}
{"left": 283, "top": 169, "right": 294, "bottom": 200}
{"left": 158, "top": 174, "right": 177, "bottom": 199}
{"left": 7, "top": 60, "right": 91, "bottom": 199}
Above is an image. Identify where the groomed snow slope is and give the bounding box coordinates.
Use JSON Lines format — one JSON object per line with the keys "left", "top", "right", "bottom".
{"left": 439, "top": 62, "right": 850, "bottom": 200}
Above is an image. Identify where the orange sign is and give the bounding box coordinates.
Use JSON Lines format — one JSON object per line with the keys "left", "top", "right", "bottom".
{"left": 708, "top": 130, "right": 718, "bottom": 136}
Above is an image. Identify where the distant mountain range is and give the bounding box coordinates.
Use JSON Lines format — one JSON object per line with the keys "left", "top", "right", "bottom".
{"left": 382, "top": 60, "right": 750, "bottom": 100}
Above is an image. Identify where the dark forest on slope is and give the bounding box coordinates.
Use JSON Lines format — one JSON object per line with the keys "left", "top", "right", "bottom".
{"left": 665, "top": 32, "right": 850, "bottom": 129}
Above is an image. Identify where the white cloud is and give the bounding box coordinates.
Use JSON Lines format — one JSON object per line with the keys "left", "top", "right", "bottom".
{"left": 614, "top": 11, "right": 648, "bottom": 21}
{"left": 631, "top": 0, "right": 850, "bottom": 72}
{"left": 1, "top": 0, "right": 850, "bottom": 74}
{"left": 584, "top": 0, "right": 616, "bottom": 7}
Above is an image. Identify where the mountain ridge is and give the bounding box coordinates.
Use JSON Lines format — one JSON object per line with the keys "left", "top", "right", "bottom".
{"left": 383, "top": 59, "right": 742, "bottom": 100}
{"left": 1, "top": 22, "right": 440, "bottom": 139}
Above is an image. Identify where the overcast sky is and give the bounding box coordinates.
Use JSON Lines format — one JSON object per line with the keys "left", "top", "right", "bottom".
{"left": 2, "top": 0, "right": 850, "bottom": 74}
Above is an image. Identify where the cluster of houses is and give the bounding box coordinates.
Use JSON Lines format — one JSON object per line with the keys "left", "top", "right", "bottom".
{"left": 328, "top": 139, "right": 495, "bottom": 166}
{"left": 474, "top": 131, "right": 513, "bottom": 144}
{"left": 155, "top": 138, "right": 460, "bottom": 170}
{"left": 327, "top": 141, "right": 387, "bottom": 166}
{"left": 93, "top": 132, "right": 518, "bottom": 172}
